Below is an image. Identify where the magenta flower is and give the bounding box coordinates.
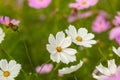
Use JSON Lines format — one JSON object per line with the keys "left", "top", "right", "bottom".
{"left": 28, "top": 0, "right": 51, "bottom": 9}
{"left": 92, "top": 11, "right": 110, "bottom": 33}
{"left": 36, "top": 64, "right": 53, "bottom": 74}
{"left": 112, "top": 12, "right": 120, "bottom": 26}
{"left": 109, "top": 27, "right": 120, "bottom": 45}
{"left": 0, "top": 16, "right": 20, "bottom": 26}
{"left": 69, "top": 0, "right": 98, "bottom": 10}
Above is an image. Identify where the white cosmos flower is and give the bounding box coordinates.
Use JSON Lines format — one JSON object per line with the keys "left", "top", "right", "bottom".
{"left": 65, "top": 25, "right": 96, "bottom": 47}
{"left": 112, "top": 46, "right": 120, "bottom": 57}
{"left": 58, "top": 60, "right": 83, "bottom": 75}
{"left": 46, "top": 31, "right": 77, "bottom": 64}
{"left": 92, "top": 59, "right": 117, "bottom": 80}
{"left": 0, "top": 59, "right": 21, "bottom": 80}
{"left": 0, "top": 28, "right": 5, "bottom": 44}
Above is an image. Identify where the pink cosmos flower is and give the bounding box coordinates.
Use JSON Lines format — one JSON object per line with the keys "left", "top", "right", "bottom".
{"left": 109, "top": 27, "right": 120, "bottom": 45}
{"left": 36, "top": 64, "right": 53, "bottom": 74}
{"left": 93, "top": 59, "right": 120, "bottom": 80}
{"left": 69, "top": 0, "right": 98, "bottom": 10}
{"left": 112, "top": 12, "right": 120, "bottom": 26}
{"left": 68, "top": 11, "right": 93, "bottom": 23}
{"left": 28, "top": 0, "right": 51, "bottom": 9}
{"left": 0, "top": 16, "right": 20, "bottom": 26}
{"left": 92, "top": 11, "right": 110, "bottom": 33}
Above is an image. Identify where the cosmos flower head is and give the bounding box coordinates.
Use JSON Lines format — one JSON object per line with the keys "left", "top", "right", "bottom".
{"left": 36, "top": 64, "right": 53, "bottom": 74}
{"left": 0, "top": 59, "right": 21, "bottom": 80}
{"left": 46, "top": 31, "right": 77, "bottom": 64}
{"left": 0, "top": 28, "right": 5, "bottom": 44}
{"left": 92, "top": 11, "right": 110, "bottom": 34}
{"left": 109, "top": 27, "right": 120, "bottom": 45}
{"left": 65, "top": 25, "right": 96, "bottom": 48}
{"left": 0, "top": 16, "right": 20, "bottom": 31}
{"left": 28, "top": 0, "right": 51, "bottom": 9}
{"left": 0, "top": 16, "right": 20, "bottom": 27}
{"left": 58, "top": 60, "right": 83, "bottom": 75}
{"left": 69, "top": 0, "right": 98, "bottom": 10}
{"left": 68, "top": 11, "right": 93, "bottom": 23}
{"left": 93, "top": 59, "right": 120, "bottom": 80}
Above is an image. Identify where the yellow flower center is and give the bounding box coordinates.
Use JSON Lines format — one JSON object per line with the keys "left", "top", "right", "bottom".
{"left": 76, "top": 36, "right": 82, "bottom": 42}
{"left": 81, "top": 1, "right": 86, "bottom": 5}
{"left": 5, "top": 22, "right": 9, "bottom": 26}
{"left": 3, "top": 71, "right": 10, "bottom": 77}
{"left": 56, "top": 46, "right": 62, "bottom": 52}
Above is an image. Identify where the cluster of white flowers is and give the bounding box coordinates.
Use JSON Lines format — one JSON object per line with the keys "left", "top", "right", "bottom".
{"left": 0, "top": 59, "right": 21, "bottom": 80}
{"left": 46, "top": 25, "right": 96, "bottom": 75}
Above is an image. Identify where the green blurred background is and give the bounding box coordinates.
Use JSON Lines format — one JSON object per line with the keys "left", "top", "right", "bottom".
{"left": 0, "top": 0, "right": 120, "bottom": 80}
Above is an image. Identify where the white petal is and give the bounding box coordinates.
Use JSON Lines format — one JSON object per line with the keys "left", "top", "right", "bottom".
{"left": 58, "top": 60, "right": 83, "bottom": 75}
{"left": 67, "top": 55, "right": 76, "bottom": 62}
{"left": 92, "top": 73, "right": 107, "bottom": 80}
{"left": 46, "top": 44, "right": 56, "bottom": 54}
{"left": 8, "top": 60, "right": 16, "bottom": 70}
{"left": 83, "top": 33, "right": 95, "bottom": 40}
{"left": 108, "top": 59, "right": 117, "bottom": 74}
{"left": 62, "top": 48, "right": 77, "bottom": 55}
{"left": 112, "top": 46, "right": 120, "bottom": 57}
{"left": 59, "top": 52, "right": 70, "bottom": 64}
{"left": 48, "top": 34, "right": 56, "bottom": 45}
{"left": 61, "top": 37, "right": 72, "bottom": 48}
{"left": 0, "top": 59, "right": 8, "bottom": 71}
{"left": 96, "top": 63, "right": 110, "bottom": 76}
{"left": 0, "top": 75, "right": 4, "bottom": 80}
{"left": 50, "top": 54, "right": 61, "bottom": 63}
{"left": 56, "top": 31, "right": 65, "bottom": 45}
{"left": 0, "top": 70, "right": 3, "bottom": 76}
{"left": 7, "top": 77, "right": 14, "bottom": 80}
{"left": 10, "top": 64, "right": 21, "bottom": 77}
{"left": 65, "top": 25, "right": 77, "bottom": 38}
{"left": 81, "top": 42, "right": 92, "bottom": 47}
{"left": 81, "top": 40, "right": 96, "bottom": 47}
{"left": 78, "top": 28, "right": 88, "bottom": 37}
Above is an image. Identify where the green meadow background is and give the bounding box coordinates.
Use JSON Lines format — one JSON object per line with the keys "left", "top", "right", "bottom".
{"left": 0, "top": 0, "right": 120, "bottom": 80}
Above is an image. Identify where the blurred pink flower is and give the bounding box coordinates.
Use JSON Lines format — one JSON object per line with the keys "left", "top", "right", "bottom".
{"left": 112, "top": 12, "right": 120, "bottom": 26}
{"left": 68, "top": 11, "right": 93, "bottom": 23}
{"left": 16, "top": 0, "right": 23, "bottom": 8}
{"left": 92, "top": 11, "right": 110, "bottom": 33}
{"left": 0, "top": 16, "right": 20, "bottom": 26}
{"left": 69, "top": 0, "right": 98, "bottom": 10}
{"left": 28, "top": 0, "right": 51, "bottom": 9}
{"left": 36, "top": 64, "right": 53, "bottom": 74}
{"left": 109, "top": 27, "right": 120, "bottom": 45}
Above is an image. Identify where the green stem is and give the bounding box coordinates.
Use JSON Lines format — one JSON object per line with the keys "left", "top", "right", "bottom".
{"left": 74, "top": 74, "right": 78, "bottom": 80}
{"left": 49, "top": 63, "right": 60, "bottom": 79}
{"left": 23, "top": 40, "right": 34, "bottom": 70}
{"left": 1, "top": 47, "right": 13, "bottom": 59}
